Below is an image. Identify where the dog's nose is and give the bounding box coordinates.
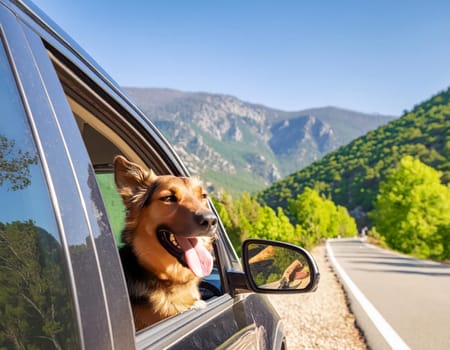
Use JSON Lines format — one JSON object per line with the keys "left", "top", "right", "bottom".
{"left": 195, "top": 212, "right": 218, "bottom": 231}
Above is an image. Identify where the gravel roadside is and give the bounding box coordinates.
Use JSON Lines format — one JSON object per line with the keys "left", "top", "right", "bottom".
{"left": 268, "top": 244, "right": 367, "bottom": 349}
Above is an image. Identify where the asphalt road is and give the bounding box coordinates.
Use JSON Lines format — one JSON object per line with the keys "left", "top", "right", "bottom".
{"left": 326, "top": 238, "right": 450, "bottom": 350}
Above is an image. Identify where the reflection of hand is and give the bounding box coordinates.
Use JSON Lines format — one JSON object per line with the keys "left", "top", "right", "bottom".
{"left": 283, "top": 260, "right": 303, "bottom": 280}
{"left": 278, "top": 260, "right": 309, "bottom": 289}
{"left": 248, "top": 245, "right": 275, "bottom": 264}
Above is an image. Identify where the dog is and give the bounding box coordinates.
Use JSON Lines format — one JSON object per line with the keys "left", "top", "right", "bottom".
{"left": 113, "top": 156, "right": 217, "bottom": 330}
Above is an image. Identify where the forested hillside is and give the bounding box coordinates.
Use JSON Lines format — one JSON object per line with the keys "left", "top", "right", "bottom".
{"left": 258, "top": 88, "right": 450, "bottom": 227}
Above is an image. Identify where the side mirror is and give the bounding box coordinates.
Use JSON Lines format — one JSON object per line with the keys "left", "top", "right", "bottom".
{"left": 241, "top": 239, "right": 320, "bottom": 293}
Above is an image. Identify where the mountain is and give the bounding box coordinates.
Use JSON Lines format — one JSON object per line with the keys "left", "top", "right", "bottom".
{"left": 125, "top": 87, "right": 395, "bottom": 195}
{"left": 257, "top": 87, "right": 450, "bottom": 227}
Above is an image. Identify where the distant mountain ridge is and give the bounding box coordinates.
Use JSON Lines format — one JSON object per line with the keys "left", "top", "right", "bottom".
{"left": 125, "top": 87, "right": 395, "bottom": 194}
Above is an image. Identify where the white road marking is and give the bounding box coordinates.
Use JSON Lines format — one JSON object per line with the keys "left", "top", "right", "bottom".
{"left": 326, "top": 239, "right": 411, "bottom": 350}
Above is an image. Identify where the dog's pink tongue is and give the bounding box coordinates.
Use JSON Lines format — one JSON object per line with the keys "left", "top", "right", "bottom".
{"left": 177, "top": 237, "right": 213, "bottom": 277}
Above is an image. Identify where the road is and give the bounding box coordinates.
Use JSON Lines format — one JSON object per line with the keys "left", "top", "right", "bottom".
{"left": 326, "top": 238, "right": 450, "bottom": 350}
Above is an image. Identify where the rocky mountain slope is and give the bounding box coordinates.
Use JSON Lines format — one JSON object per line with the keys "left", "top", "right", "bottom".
{"left": 125, "top": 87, "right": 394, "bottom": 194}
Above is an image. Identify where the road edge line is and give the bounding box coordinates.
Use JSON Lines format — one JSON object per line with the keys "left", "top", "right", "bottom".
{"left": 326, "top": 239, "right": 411, "bottom": 350}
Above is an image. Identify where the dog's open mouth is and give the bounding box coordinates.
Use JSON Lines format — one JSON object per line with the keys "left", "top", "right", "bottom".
{"left": 157, "top": 229, "right": 213, "bottom": 277}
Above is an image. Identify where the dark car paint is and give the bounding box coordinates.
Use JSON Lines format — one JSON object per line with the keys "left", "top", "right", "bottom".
{"left": 169, "top": 295, "right": 283, "bottom": 350}
{"left": 0, "top": 1, "right": 318, "bottom": 349}
{"left": 134, "top": 295, "right": 284, "bottom": 349}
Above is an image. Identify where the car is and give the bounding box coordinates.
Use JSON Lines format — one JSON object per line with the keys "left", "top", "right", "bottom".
{"left": 0, "top": 0, "right": 320, "bottom": 349}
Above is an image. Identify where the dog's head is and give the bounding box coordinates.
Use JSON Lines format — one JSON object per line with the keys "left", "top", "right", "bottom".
{"left": 114, "top": 155, "right": 217, "bottom": 281}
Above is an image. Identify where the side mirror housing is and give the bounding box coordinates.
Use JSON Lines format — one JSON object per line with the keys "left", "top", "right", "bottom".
{"left": 228, "top": 239, "right": 320, "bottom": 294}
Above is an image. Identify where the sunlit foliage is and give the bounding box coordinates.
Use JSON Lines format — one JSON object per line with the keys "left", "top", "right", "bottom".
{"left": 370, "top": 156, "right": 450, "bottom": 260}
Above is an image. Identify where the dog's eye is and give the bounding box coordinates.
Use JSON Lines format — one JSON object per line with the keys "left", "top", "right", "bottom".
{"left": 160, "top": 195, "right": 178, "bottom": 203}
{"left": 201, "top": 193, "right": 208, "bottom": 200}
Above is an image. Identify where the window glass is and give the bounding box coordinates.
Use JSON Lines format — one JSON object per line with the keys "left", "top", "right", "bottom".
{"left": 0, "top": 41, "right": 79, "bottom": 349}
{"left": 96, "top": 172, "right": 125, "bottom": 245}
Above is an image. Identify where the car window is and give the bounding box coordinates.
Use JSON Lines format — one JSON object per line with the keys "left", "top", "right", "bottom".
{"left": 0, "top": 39, "right": 80, "bottom": 349}
{"left": 44, "top": 47, "right": 224, "bottom": 326}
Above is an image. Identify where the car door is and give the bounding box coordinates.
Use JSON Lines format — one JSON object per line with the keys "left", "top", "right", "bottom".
{"left": 1, "top": 1, "right": 286, "bottom": 349}
{"left": 0, "top": 3, "right": 133, "bottom": 349}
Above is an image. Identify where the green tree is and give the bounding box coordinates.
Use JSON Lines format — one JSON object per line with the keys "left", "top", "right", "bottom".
{"left": 212, "top": 192, "right": 242, "bottom": 252}
{"left": 289, "top": 187, "right": 326, "bottom": 244}
{"left": 0, "top": 221, "right": 77, "bottom": 349}
{"left": 0, "top": 135, "right": 38, "bottom": 191}
{"left": 335, "top": 205, "right": 358, "bottom": 237}
{"left": 288, "top": 187, "right": 357, "bottom": 248}
{"left": 213, "top": 192, "right": 300, "bottom": 253}
{"left": 235, "top": 193, "right": 261, "bottom": 242}
{"left": 250, "top": 206, "right": 297, "bottom": 243}
{"left": 370, "top": 156, "right": 450, "bottom": 259}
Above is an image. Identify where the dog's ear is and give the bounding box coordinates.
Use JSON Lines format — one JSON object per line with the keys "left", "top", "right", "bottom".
{"left": 113, "top": 155, "right": 157, "bottom": 207}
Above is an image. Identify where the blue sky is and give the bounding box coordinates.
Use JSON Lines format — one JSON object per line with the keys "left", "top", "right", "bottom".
{"left": 32, "top": 0, "right": 450, "bottom": 116}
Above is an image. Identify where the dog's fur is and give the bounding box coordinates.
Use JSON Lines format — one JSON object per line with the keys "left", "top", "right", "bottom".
{"left": 114, "top": 156, "right": 217, "bottom": 330}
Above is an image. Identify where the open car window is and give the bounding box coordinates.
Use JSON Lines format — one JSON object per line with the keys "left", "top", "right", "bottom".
{"left": 44, "top": 46, "right": 224, "bottom": 316}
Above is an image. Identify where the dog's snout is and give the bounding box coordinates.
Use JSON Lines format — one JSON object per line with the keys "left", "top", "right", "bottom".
{"left": 195, "top": 212, "right": 217, "bottom": 230}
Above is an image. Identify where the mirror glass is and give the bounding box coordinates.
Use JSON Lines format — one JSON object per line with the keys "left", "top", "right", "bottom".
{"left": 246, "top": 242, "right": 312, "bottom": 291}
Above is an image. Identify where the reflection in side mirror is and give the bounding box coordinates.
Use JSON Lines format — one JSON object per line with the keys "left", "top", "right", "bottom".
{"left": 242, "top": 239, "right": 320, "bottom": 293}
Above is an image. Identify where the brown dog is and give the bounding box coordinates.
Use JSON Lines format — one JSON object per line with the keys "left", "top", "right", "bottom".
{"left": 113, "top": 156, "right": 217, "bottom": 330}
